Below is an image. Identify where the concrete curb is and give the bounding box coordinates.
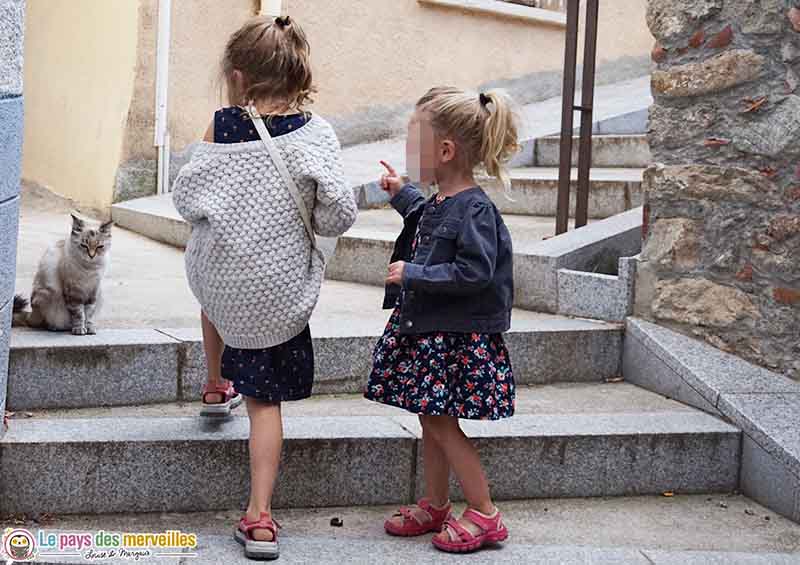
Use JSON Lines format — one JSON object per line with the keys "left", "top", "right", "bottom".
{"left": 623, "top": 317, "right": 800, "bottom": 524}
{"left": 0, "top": 410, "right": 739, "bottom": 515}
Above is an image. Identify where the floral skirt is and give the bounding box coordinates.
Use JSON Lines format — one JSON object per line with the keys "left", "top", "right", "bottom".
{"left": 364, "top": 308, "right": 515, "bottom": 420}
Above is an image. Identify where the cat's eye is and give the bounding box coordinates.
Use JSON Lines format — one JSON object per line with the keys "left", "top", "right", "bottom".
{"left": 97, "top": 245, "right": 105, "bottom": 250}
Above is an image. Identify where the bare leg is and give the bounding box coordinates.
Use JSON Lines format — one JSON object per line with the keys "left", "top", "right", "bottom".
{"left": 420, "top": 415, "right": 496, "bottom": 541}
{"left": 387, "top": 417, "right": 451, "bottom": 528}
{"left": 201, "top": 310, "right": 228, "bottom": 403}
{"left": 245, "top": 397, "right": 283, "bottom": 541}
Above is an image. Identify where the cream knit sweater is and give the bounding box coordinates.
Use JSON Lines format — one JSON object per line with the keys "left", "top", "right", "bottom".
{"left": 173, "top": 114, "right": 357, "bottom": 349}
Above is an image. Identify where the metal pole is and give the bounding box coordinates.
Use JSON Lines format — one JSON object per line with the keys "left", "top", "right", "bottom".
{"left": 574, "top": 0, "right": 599, "bottom": 228}
{"left": 556, "top": 0, "right": 581, "bottom": 235}
{"left": 154, "top": 0, "right": 172, "bottom": 194}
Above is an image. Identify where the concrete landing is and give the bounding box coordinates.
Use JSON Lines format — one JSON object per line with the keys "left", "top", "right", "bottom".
{"left": 5, "top": 495, "right": 799, "bottom": 564}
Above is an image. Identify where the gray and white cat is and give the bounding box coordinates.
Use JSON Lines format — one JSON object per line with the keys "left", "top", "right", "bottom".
{"left": 14, "top": 214, "right": 112, "bottom": 335}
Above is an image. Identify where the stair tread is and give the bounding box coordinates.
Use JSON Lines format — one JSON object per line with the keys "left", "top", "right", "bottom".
{"left": 4, "top": 384, "right": 738, "bottom": 442}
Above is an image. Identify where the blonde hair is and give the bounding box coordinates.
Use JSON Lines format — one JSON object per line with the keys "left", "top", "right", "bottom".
{"left": 222, "top": 16, "right": 315, "bottom": 111}
{"left": 416, "top": 86, "right": 520, "bottom": 192}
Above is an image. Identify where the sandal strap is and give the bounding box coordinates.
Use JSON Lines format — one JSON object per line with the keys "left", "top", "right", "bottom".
{"left": 442, "top": 517, "right": 476, "bottom": 542}
{"left": 417, "top": 498, "right": 450, "bottom": 519}
{"left": 462, "top": 508, "right": 501, "bottom": 533}
{"left": 202, "top": 381, "right": 235, "bottom": 402}
{"left": 240, "top": 513, "right": 278, "bottom": 539}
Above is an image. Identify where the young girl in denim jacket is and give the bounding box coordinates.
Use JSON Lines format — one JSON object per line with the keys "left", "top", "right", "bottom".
{"left": 365, "top": 87, "right": 519, "bottom": 553}
{"left": 173, "top": 16, "right": 357, "bottom": 560}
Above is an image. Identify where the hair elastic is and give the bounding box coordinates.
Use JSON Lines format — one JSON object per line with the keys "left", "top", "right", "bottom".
{"left": 274, "top": 16, "right": 291, "bottom": 28}
{"left": 479, "top": 93, "right": 492, "bottom": 107}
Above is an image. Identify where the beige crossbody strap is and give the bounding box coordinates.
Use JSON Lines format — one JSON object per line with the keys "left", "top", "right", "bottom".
{"left": 247, "top": 104, "right": 317, "bottom": 248}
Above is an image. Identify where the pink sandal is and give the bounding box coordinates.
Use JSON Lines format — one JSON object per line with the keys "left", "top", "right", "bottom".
{"left": 234, "top": 513, "right": 280, "bottom": 560}
{"left": 200, "top": 380, "right": 242, "bottom": 418}
{"left": 384, "top": 498, "right": 452, "bottom": 537}
{"left": 432, "top": 508, "right": 509, "bottom": 553}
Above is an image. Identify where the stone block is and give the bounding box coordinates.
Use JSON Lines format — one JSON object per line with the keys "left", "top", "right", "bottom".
{"left": 717, "top": 392, "right": 800, "bottom": 479}
{"left": 0, "top": 0, "right": 25, "bottom": 97}
{"left": 557, "top": 269, "right": 629, "bottom": 322}
{"left": 414, "top": 412, "right": 740, "bottom": 501}
{"left": 652, "top": 50, "right": 765, "bottom": 98}
{"left": 734, "top": 95, "right": 800, "bottom": 158}
{"left": 644, "top": 164, "right": 783, "bottom": 208}
{"left": 7, "top": 329, "right": 181, "bottom": 410}
{"left": 0, "top": 415, "right": 416, "bottom": 514}
{"left": 0, "top": 96, "right": 23, "bottom": 202}
{"left": 641, "top": 218, "right": 700, "bottom": 272}
{"left": 652, "top": 278, "right": 759, "bottom": 329}
{"left": 646, "top": 0, "right": 722, "bottom": 44}
{"left": 740, "top": 436, "right": 800, "bottom": 524}
{"left": 0, "top": 196, "right": 20, "bottom": 307}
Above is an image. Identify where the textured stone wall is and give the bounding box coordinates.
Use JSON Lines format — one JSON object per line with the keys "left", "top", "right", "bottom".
{"left": 0, "top": 0, "right": 25, "bottom": 429}
{"left": 637, "top": 0, "right": 800, "bottom": 380}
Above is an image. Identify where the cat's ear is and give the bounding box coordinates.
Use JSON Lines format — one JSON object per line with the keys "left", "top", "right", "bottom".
{"left": 71, "top": 214, "right": 86, "bottom": 234}
{"left": 99, "top": 220, "right": 114, "bottom": 235}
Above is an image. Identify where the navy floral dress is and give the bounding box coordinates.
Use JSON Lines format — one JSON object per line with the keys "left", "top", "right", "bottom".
{"left": 215, "top": 106, "right": 315, "bottom": 403}
{"left": 365, "top": 203, "right": 515, "bottom": 420}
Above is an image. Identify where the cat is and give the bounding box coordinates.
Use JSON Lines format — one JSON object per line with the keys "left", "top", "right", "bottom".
{"left": 13, "top": 214, "right": 112, "bottom": 335}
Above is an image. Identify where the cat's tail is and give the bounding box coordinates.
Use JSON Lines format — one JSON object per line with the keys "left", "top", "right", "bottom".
{"left": 12, "top": 294, "right": 30, "bottom": 327}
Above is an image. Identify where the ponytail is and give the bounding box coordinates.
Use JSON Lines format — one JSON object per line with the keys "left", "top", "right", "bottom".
{"left": 479, "top": 90, "right": 519, "bottom": 195}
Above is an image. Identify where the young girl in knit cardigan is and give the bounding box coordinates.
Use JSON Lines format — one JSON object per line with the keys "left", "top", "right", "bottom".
{"left": 366, "top": 87, "right": 519, "bottom": 554}
{"left": 173, "top": 16, "right": 357, "bottom": 560}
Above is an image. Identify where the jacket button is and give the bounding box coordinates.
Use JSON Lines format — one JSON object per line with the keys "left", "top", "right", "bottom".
{"left": 405, "top": 320, "right": 413, "bottom": 328}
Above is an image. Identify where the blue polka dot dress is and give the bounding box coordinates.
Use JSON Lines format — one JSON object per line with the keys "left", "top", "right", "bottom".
{"left": 214, "top": 106, "right": 315, "bottom": 403}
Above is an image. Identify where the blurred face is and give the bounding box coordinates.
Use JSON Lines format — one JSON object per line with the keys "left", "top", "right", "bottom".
{"left": 406, "top": 110, "right": 455, "bottom": 186}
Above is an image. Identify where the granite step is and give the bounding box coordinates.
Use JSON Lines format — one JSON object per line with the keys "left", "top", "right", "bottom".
{"left": 10, "top": 495, "right": 800, "bottom": 564}
{"left": 7, "top": 306, "right": 622, "bottom": 410}
{"left": 0, "top": 384, "right": 741, "bottom": 515}
{"left": 534, "top": 134, "right": 652, "bottom": 168}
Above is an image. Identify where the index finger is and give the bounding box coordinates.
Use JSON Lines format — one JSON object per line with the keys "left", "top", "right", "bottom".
{"left": 380, "top": 160, "right": 398, "bottom": 177}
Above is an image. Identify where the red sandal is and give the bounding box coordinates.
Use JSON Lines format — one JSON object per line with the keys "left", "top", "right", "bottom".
{"left": 234, "top": 512, "right": 280, "bottom": 560}
{"left": 200, "top": 380, "right": 242, "bottom": 418}
{"left": 384, "top": 498, "right": 452, "bottom": 537}
{"left": 432, "top": 508, "right": 509, "bottom": 553}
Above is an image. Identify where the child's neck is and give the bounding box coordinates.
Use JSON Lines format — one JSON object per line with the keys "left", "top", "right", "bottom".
{"left": 435, "top": 171, "right": 477, "bottom": 198}
{"left": 251, "top": 98, "right": 295, "bottom": 116}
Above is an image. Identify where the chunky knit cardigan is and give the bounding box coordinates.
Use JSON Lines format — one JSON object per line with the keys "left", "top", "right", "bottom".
{"left": 173, "top": 114, "right": 357, "bottom": 348}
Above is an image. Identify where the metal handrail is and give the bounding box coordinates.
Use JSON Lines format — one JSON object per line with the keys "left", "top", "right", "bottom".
{"left": 556, "top": 0, "right": 599, "bottom": 234}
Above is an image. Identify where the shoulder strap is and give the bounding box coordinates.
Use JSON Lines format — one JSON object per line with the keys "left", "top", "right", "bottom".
{"left": 247, "top": 104, "right": 317, "bottom": 248}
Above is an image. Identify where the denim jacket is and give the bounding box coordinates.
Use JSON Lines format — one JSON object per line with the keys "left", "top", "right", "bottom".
{"left": 383, "top": 184, "right": 514, "bottom": 335}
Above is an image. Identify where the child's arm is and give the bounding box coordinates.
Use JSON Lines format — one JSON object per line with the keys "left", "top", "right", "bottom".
{"left": 401, "top": 202, "right": 499, "bottom": 295}
{"left": 381, "top": 161, "right": 426, "bottom": 219}
{"left": 172, "top": 120, "right": 215, "bottom": 223}
{"left": 308, "top": 131, "right": 358, "bottom": 237}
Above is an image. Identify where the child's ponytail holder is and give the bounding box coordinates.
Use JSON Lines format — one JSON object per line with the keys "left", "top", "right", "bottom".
{"left": 479, "top": 93, "right": 492, "bottom": 107}
{"left": 274, "top": 16, "right": 291, "bottom": 28}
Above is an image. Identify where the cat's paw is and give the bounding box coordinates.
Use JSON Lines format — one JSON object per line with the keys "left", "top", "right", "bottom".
{"left": 86, "top": 324, "right": 97, "bottom": 335}
{"left": 71, "top": 326, "right": 88, "bottom": 336}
